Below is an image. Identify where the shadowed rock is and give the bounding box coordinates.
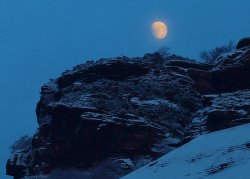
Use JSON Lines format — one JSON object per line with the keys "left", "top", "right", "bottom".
{"left": 236, "top": 37, "right": 250, "bottom": 49}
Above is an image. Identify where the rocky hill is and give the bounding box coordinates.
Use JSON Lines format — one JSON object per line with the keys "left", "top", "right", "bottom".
{"left": 6, "top": 37, "right": 250, "bottom": 179}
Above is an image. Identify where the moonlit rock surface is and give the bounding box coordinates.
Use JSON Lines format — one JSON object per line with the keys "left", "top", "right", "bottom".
{"left": 123, "top": 123, "right": 250, "bottom": 179}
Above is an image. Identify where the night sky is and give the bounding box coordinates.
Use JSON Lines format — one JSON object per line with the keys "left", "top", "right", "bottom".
{"left": 1, "top": 0, "right": 250, "bottom": 178}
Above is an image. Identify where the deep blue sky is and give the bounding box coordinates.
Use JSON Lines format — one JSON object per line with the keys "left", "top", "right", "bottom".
{"left": 1, "top": 0, "right": 250, "bottom": 178}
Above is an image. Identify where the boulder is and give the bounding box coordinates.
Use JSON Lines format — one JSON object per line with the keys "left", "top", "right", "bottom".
{"left": 236, "top": 37, "right": 250, "bottom": 49}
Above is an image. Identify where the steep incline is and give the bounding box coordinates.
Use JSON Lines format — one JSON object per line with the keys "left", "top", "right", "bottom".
{"left": 123, "top": 123, "right": 250, "bottom": 179}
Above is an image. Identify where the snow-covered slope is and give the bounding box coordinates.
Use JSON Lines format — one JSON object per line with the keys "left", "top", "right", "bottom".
{"left": 123, "top": 123, "right": 250, "bottom": 179}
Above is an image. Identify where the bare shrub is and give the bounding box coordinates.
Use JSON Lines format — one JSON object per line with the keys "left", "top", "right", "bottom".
{"left": 199, "top": 41, "right": 235, "bottom": 64}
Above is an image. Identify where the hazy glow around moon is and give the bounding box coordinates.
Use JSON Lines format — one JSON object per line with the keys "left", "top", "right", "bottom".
{"left": 152, "top": 21, "right": 168, "bottom": 39}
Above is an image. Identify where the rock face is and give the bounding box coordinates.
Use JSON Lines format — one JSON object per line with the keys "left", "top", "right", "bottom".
{"left": 188, "top": 48, "right": 250, "bottom": 93}
{"left": 6, "top": 38, "right": 250, "bottom": 179}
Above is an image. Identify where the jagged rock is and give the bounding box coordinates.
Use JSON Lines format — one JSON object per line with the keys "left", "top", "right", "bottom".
{"left": 166, "top": 60, "right": 212, "bottom": 71}
{"left": 187, "top": 44, "right": 250, "bottom": 93}
{"left": 57, "top": 60, "right": 150, "bottom": 88}
{"left": 8, "top": 54, "right": 204, "bottom": 178}
{"left": 185, "top": 89, "right": 250, "bottom": 139}
{"left": 206, "top": 110, "right": 244, "bottom": 131}
{"left": 210, "top": 48, "right": 250, "bottom": 92}
{"left": 6, "top": 39, "right": 250, "bottom": 179}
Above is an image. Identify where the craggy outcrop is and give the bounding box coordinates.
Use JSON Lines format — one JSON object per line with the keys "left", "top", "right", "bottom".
{"left": 185, "top": 89, "right": 250, "bottom": 141}
{"left": 187, "top": 42, "right": 250, "bottom": 94}
{"left": 6, "top": 37, "right": 250, "bottom": 179}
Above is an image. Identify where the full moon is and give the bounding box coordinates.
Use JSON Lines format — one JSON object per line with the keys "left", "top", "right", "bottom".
{"left": 152, "top": 21, "right": 168, "bottom": 39}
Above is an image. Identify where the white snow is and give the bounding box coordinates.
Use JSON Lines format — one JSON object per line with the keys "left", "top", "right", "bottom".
{"left": 130, "top": 97, "right": 179, "bottom": 109}
{"left": 123, "top": 123, "right": 250, "bottom": 179}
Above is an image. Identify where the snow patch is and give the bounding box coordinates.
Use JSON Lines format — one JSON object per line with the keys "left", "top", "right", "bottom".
{"left": 123, "top": 123, "right": 250, "bottom": 179}
{"left": 130, "top": 97, "right": 179, "bottom": 109}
